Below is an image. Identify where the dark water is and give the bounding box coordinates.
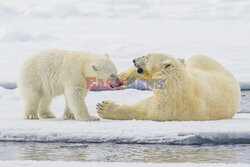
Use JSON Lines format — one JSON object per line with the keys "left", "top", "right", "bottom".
{"left": 239, "top": 90, "right": 250, "bottom": 113}
{"left": 1, "top": 142, "right": 250, "bottom": 163}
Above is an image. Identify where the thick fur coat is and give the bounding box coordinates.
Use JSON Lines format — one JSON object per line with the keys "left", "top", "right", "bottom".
{"left": 97, "top": 53, "right": 241, "bottom": 121}
{"left": 18, "top": 49, "right": 118, "bottom": 121}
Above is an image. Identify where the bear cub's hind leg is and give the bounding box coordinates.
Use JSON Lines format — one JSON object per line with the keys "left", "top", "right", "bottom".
{"left": 63, "top": 105, "right": 75, "bottom": 120}
{"left": 38, "top": 97, "right": 56, "bottom": 119}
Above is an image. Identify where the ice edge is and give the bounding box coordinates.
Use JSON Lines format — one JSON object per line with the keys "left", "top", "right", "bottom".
{"left": 1, "top": 81, "right": 250, "bottom": 90}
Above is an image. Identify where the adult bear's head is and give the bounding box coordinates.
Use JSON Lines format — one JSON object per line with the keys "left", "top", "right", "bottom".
{"left": 133, "top": 53, "right": 186, "bottom": 79}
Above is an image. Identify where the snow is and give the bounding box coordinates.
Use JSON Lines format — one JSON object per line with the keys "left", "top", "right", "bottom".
{"left": 0, "top": 161, "right": 250, "bottom": 167}
{"left": 0, "top": 87, "right": 249, "bottom": 145}
{"left": 0, "top": 0, "right": 250, "bottom": 83}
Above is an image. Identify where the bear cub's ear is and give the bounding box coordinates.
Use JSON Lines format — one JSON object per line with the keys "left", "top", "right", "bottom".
{"left": 178, "top": 58, "right": 186, "bottom": 66}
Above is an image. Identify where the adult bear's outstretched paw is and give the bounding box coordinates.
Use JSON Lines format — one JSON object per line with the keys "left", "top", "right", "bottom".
{"left": 97, "top": 100, "right": 119, "bottom": 119}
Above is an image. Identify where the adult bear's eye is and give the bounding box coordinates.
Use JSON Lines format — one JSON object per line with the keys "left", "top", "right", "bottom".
{"left": 165, "top": 64, "right": 171, "bottom": 68}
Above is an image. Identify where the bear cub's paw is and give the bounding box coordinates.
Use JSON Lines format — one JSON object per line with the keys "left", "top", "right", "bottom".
{"left": 75, "top": 115, "right": 100, "bottom": 121}
{"left": 24, "top": 113, "right": 39, "bottom": 120}
{"left": 39, "top": 111, "right": 56, "bottom": 119}
{"left": 88, "top": 115, "right": 100, "bottom": 121}
{"left": 63, "top": 109, "right": 75, "bottom": 120}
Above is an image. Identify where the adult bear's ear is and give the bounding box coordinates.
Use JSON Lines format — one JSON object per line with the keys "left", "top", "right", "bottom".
{"left": 162, "top": 60, "right": 174, "bottom": 69}
{"left": 178, "top": 58, "right": 186, "bottom": 66}
{"left": 91, "top": 65, "right": 98, "bottom": 71}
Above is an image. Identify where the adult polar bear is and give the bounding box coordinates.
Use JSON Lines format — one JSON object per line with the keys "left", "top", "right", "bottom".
{"left": 97, "top": 53, "right": 241, "bottom": 121}
{"left": 18, "top": 49, "right": 120, "bottom": 121}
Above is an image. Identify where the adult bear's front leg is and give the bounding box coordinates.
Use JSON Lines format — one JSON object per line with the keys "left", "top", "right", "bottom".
{"left": 97, "top": 100, "right": 145, "bottom": 120}
{"left": 97, "top": 101, "right": 132, "bottom": 120}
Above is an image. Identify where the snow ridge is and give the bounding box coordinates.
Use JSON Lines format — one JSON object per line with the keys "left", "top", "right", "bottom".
{"left": 1, "top": 129, "right": 250, "bottom": 145}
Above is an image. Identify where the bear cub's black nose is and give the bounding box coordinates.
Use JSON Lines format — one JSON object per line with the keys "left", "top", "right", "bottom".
{"left": 133, "top": 59, "right": 135, "bottom": 63}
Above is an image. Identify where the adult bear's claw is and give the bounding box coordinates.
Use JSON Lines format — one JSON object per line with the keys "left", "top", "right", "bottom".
{"left": 97, "top": 100, "right": 117, "bottom": 119}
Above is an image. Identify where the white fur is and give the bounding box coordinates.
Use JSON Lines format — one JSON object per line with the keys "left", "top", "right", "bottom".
{"left": 98, "top": 53, "right": 241, "bottom": 121}
{"left": 18, "top": 49, "right": 118, "bottom": 121}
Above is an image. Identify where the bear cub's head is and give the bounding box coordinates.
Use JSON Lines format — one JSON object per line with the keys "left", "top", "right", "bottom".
{"left": 133, "top": 53, "right": 185, "bottom": 79}
{"left": 89, "top": 53, "right": 123, "bottom": 88}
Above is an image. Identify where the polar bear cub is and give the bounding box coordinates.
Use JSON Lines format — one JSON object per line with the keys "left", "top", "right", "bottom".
{"left": 97, "top": 53, "right": 241, "bottom": 121}
{"left": 18, "top": 49, "right": 120, "bottom": 121}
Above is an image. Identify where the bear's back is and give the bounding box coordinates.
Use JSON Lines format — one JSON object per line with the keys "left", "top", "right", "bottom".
{"left": 186, "top": 55, "right": 231, "bottom": 76}
{"left": 185, "top": 55, "right": 240, "bottom": 119}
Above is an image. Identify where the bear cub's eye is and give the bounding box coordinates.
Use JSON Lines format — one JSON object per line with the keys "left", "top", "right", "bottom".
{"left": 92, "top": 65, "right": 98, "bottom": 71}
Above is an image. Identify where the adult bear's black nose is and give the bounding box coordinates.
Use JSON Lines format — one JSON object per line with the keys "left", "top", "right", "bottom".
{"left": 133, "top": 59, "right": 135, "bottom": 63}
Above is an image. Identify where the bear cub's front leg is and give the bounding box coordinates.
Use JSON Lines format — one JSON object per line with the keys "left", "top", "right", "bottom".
{"left": 65, "top": 88, "right": 100, "bottom": 121}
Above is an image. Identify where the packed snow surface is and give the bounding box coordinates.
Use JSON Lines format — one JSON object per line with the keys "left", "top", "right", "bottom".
{"left": 0, "top": 0, "right": 250, "bottom": 146}
{"left": 0, "top": 88, "right": 249, "bottom": 145}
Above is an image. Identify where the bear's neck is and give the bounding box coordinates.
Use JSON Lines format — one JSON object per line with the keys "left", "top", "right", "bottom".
{"left": 153, "top": 67, "right": 187, "bottom": 104}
